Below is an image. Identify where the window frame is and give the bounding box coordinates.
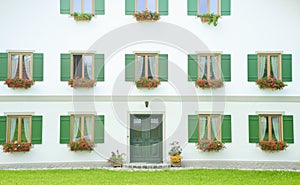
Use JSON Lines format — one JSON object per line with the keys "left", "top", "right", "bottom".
{"left": 71, "top": 53, "right": 95, "bottom": 80}
{"left": 198, "top": 114, "right": 221, "bottom": 142}
{"left": 6, "top": 115, "right": 32, "bottom": 143}
{"left": 197, "top": 53, "right": 221, "bottom": 80}
{"left": 8, "top": 52, "right": 33, "bottom": 80}
{"left": 197, "top": 0, "right": 221, "bottom": 15}
{"left": 135, "top": 53, "right": 159, "bottom": 80}
{"left": 135, "top": 0, "right": 159, "bottom": 12}
{"left": 259, "top": 114, "right": 283, "bottom": 142}
{"left": 71, "top": 0, "right": 95, "bottom": 14}
{"left": 257, "top": 53, "right": 282, "bottom": 80}
{"left": 70, "top": 114, "right": 95, "bottom": 142}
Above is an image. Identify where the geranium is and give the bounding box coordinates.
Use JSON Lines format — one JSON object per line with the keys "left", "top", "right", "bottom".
{"left": 135, "top": 77, "right": 160, "bottom": 89}
{"left": 4, "top": 78, "right": 34, "bottom": 89}
{"left": 69, "top": 138, "right": 94, "bottom": 151}
{"left": 256, "top": 77, "right": 287, "bottom": 90}
{"left": 3, "top": 141, "right": 32, "bottom": 152}
{"left": 259, "top": 140, "right": 288, "bottom": 151}
{"left": 195, "top": 79, "right": 224, "bottom": 89}
{"left": 197, "top": 140, "right": 225, "bottom": 152}
{"left": 133, "top": 10, "right": 160, "bottom": 21}
{"left": 68, "top": 77, "right": 96, "bottom": 88}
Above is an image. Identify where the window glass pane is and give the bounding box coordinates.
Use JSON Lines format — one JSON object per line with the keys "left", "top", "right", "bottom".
{"left": 270, "top": 56, "right": 278, "bottom": 79}
{"left": 11, "top": 55, "right": 19, "bottom": 79}
{"left": 84, "top": 56, "right": 93, "bottom": 79}
{"left": 74, "top": 0, "right": 82, "bottom": 13}
{"left": 22, "top": 55, "right": 31, "bottom": 80}
{"left": 199, "top": 116, "right": 208, "bottom": 140}
{"left": 210, "top": 0, "right": 218, "bottom": 14}
{"left": 260, "top": 116, "right": 269, "bottom": 141}
{"left": 137, "top": 56, "right": 145, "bottom": 79}
{"left": 73, "top": 55, "right": 83, "bottom": 78}
{"left": 271, "top": 116, "right": 280, "bottom": 141}
{"left": 84, "top": 116, "right": 93, "bottom": 140}
{"left": 84, "top": 0, "right": 93, "bottom": 13}
{"left": 199, "top": 0, "right": 207, "bottom": 14}
{"left": 148, "top": 56, "right": 156, "bottom": 79}
{"left": 210, "top": 116, "right": 219, "bottom": 140}
{"left": 74, "top": 117, "right": 81, "bottom": 141}
{"left": 148, "top": 0, "right": 156, "bottom": 12}
{"left": 199, "top": 56, "right": 207, "bottom": 79}
{"left": 138, "top": 0, "right": 146, "bottom": 11}
{"left": 259, "top": 56, "right": 268, "bottom": 78}
{"left": 21, "top": 118, "right": 30, "bottom": 142}
{"left": 10, "top": 117, "right": 18, "bottom": 142}
{"left": 210, "top": 56, "right": 219, "bottom": 80}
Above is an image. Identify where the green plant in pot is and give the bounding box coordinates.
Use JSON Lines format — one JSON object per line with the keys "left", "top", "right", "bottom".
{"left": 71, "top": 12, "right": 93, "bottom": 21}
{"left": 197, "top": 13, "right": 221, "bottom": 26}
{"left": 108, "top": 150, "right": 126, "bottom": 167}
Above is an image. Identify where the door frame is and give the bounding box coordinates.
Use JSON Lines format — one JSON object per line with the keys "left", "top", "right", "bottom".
{"left": 127, "top": 111, "right": 166, "bottom": 163}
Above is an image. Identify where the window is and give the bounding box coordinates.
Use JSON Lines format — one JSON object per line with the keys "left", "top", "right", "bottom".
{"left": 72, "top": 54, "right": 94, "bottom": 80}
{"left": 258, "top": 54, "right": 281, "bottom": 80}
{"left": 70, "top": 115, "right": 94, "bottom": 142}
{"left": 259, "top": 115, "right": 282, "bottom": 142}
{"left": 136, "top": 0, "right": 158, "bottom": 12}
{"left": 198, "top": 115, "right": 221, "bottom": 141}
{"left": 197, "top": 54, "right": 221, "bottom": 80}
{"left": 7, "top": 116, "right": 32, "bottom": 143}
{"left": 198, "top": 0, "right": 220, "bottom": 15}
{"left": 72, "top": 0, "right": 94, "bottom": 14}
{"left": 8, "top": 53, "right": 33, "bottom": 80}
{"left": 135, "top": 54, "right": 158, "bottom": 80}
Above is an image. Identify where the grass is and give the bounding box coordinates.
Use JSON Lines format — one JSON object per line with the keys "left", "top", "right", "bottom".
{"left": 0, "top": 169, "right": 299, "bottom": 185}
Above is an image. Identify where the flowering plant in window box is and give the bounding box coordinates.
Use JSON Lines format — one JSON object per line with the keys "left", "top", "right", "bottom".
{"left": 3, "top": 141, "right": 32, "bottom": 152}
{"left": 71, "top": 13, "right": 93, "bottom": 21}
{"left": 196, "top": 140, "right": 225, "bottom": 152}
{"left": 256, "top": 77, "right": 287, "bottom": 90}
{"left": 133, "top": 10, "right": 160, "bottom": 22}
{"left": 135, "top": 77, "right": 161, "bottom": 89}
{"left": 69, "top": 138, "right": 94, "bottom": 151}
{"left": 108, "top": 150, "right": 126, "bottom": 167}
{"left": 259, "top": 140, "right": 288, "bottom": 151}
{"left": 68, "top": 77, "right": 96, "bottom": 88}
{"left": 195, "top": 79, "right": 224, "bottom": 89}
{"left": 197, "top": 13, "right": 221, "bottom": 26}
{"left": 4, "top": 78, "right": 34, "bottom": 89}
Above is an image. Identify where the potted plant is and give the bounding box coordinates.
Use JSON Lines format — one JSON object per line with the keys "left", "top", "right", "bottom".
{"left": 3, "top": 141, "right": 32, "bottom": 152}
{"left": 197, "top": 13, "right": 221, "bottom": 26}
{"left": 133, "top": 10, "right": 160, "bottom": 22}
{"left": 196, "top": 140, "right": 225, "bottom": 152}
{"left": 68, "top": 77, "right": 97, "bottom": 88}
{"left": 108, "top": 150, "right": 126, "bottom": 167}
{"left": 195, "top": 79, "right": 224, "bottom": 89}
{"left": 69, "top": 138, "right": 94, "bottom": 151}
{"left": 259, "top": 140, "right": 288, "bottom": 151}
{"left": 135, "top": 77, "right": 161, "bottom": 89}
{"left": 256, "top": 77, "right": 287, "bottom": 90}
{"left": 71, "top": 12, "right": 93, "bottom": 21}
{"left": 4, "top": 78, "right": 34, "bottom": 89}
{"left": 168, "top": 141, "right": 182, "bottom": 167}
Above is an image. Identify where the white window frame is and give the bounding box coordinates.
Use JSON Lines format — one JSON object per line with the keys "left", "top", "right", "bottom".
{"left": 71, "top": 53, "right": 95, "bottom": 80}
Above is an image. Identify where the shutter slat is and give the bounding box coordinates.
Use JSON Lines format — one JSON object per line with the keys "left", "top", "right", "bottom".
{"left": 188, "top": 115, "right": 198, "bottom": 143}
{"left": 221, "top": 115, "right": 231, "bottom": 143}
{"left": 60, "top": 54, "right": 71, "bottom": 81}
{"left": 95, "top": 0, "right": 105, "bottom": 15}
{"left": 0, "top": 116, "right": 7, "bottom": 145}
{"left": 158, "top": 0, "right": 168, "bottom": 15}
{"left": 33, "top": 53, "right": 44, "bottom": 81}
{"left": 125, "top": 0, "right": 135, "bottom": 15}
{"left": 281, "top": 54, "right": 292, "bottom": 82}
{"left": 94, "top": 115, "right": 104, "bottom": 143}
{"left": 125, "top": 54, "right": 135, "bottom": 81}
{"left": 221, "top": 54, "right": 231, "bottom": 82}
{"left": 158, "top": 54, "right": 168, "bottom": 82}
{"left": 248, "top": 54, "right": 258, "bottom": 82}
{"left": 94, "top": 54, "right": 105, "bottom": 81}
{"left": 221, "top": 0, "right": 231, "bottom": 16}
{"left": 60, "top": 116, "right": 70, "bottom": 144}
{"left": 31, "top": 116, "right": 43, "bottom": 144}
{"left": 0, "top": 53, "right": 8, "bottom": 81}
{"left": 60, "top": 0, "right": 70, "bottom": 14}
{"left": 188, "top": 54, "right": 198, "bottom": 82}
{"left": 283, "top": 115, "right": 294, "bottom": 143}
{"left": 249, "top": 115, "right": 259, "bottom": 143}
{"left": 187, "top": 0, "right": 197, "bottom": 16}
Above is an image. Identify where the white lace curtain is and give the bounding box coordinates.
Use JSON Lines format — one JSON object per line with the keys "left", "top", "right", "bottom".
{"left": 73, "top": 117, "right": 80, "bottom": 141}
{"left": 85, "top": 117, "right": 93, "bottom": 140}
{"left": 272, "top": 117, "right": 280, "bottom": 141}
{"left": 23, "top": 55, "right": 31, "bottom": 80}
{"left": 271, "top": 56, "right": 278, "bottom": 79}
{"left": 10, "top": 118, "right": 17, "bottom": 141}
{"left": 137, "top": 56, "right": 144, "bottom": 79}
{"left": 23, "top": 118, "right": 30, "bottom": 142}
{"left": 148, "top": 56, "right": 156, "bottom": 78}
{"left": 260, "top": 117, "right": 267, "bottom": 140}
{"left": 260, "top": 56, "right": 267, "bottom": 78}
{"left": 210, "top": 56, "right": 219, "bottom": 80}
{"left": 211, "top": 116, "right": 219, "bottom": 140}
{"left": 199, "top": 117, "right": 207, "bottom": 140}
{"left": 199, "top": 56, "right": 206, "bottom": 79}
{"left": 84, "top": 56, "right": 93, "bottom": 80}
{"left": 11, "top": 55, "right": 19, "bottom": 79}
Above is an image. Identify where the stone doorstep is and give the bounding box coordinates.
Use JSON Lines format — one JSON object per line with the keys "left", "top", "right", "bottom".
{"left": 123, "top": 163, "right": 171, "bottom": 169}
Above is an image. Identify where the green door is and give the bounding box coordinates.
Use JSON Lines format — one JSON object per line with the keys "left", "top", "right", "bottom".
{"left": 130, "top": 114, "right": 163, "bottom": 163}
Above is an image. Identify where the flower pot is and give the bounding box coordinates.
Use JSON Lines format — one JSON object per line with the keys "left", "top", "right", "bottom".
{"left": 111, "top": 161, "right": 122, "bottom": 167}
{"left": 201, "top": 17, "right": 209, "bottom": 22}
{"left": 171, "top": 162, "right": 181, "bottom": 167}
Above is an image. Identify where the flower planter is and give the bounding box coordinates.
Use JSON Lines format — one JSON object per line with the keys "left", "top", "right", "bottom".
{"left": 195, "top": 79, "right": 224, "bottom": 89}
{"left": 197, "top": 140, "right": 225, "bottom": 152}
{"left": 135, "top": 77, "right": 160, "bottom": 89}
{"left": 200, "top": 17, "right": 209, "bottom": 22}
{"left": 259, "top": 140, "right": 288, "bottom": 151}
{"left": 108, "top": 150, "right": 125, "bottom": 167}
{"left": 170, "top": 155, "right": 182, "bottom": 167}
{"left": 111, "top": 160, "right": 123, "bottom": 167}
{"left": 69, "top": 138, "right": 94, "bottom": 151}
{"left": 3, "top": 142, "right": 32, "bottom": 153}
{"left": 74, "top": 16, "right": 92, "bottom": 21}
{"left": 5, "top": 78, "right": 34, "bottom": 89}
{"left": 68, "top": 78, "right": 96, "bottom": 88}
{"left": 134, "top": 10, "right": 160, "bottom": 22}
{"left": 256, "top": 77, "right": 287, "bottom": 90}
{"left": 197, "top": 13, "right": 220, "bottom": 26}
{"left": 71, "top": 13, "right": 93, "bottom": 22}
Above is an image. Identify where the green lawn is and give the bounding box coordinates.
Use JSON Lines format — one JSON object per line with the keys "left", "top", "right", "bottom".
{"left": 0, "top": 169, "right": 299, "bottom": 185}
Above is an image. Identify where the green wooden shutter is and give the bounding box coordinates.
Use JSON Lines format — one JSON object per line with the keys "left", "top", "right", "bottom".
{"left": 188, "top": 54, "right": 198, "bottom": 82}
{"left": 188, "top": 115, "right": 198, "bottom": 143}
{"left": 125, "top": 0, "right": 135, "bottom": 15}
{"left": 94, "top": 115, "right": 104, "bottom": 143}
{"left": 125, "top": 54, "right": 135, "bottom": 81}
{"left": 283, "top": 115, "right": 294, "bottom": 143}
{"left": 60, "top": 54, "right": 71, "bottom": 81}
{"left": 221, "top": 115, "right": 231, "bottom": 143}
{"left": 60, "top": 0, "right": 70, "bottom": 14}
{"left": 158, "top": 0, "right": 168, "bottom": 15}
{"left": 187, "top": 0, "right": 197, "bottom": 15}
{"left": 281, "top": 54, "right": 292, "bottom": 82}
{"left": 248, "top": 54, "right": 258, "bottom": 82}
{"left": 94, "top": 54, "right": 105, "bottom": 81}
{"left": 31, "top": 116, "right": 43, "bottom": 144}
{"left": 221, "top": 54, "right": 231, "bottom": 82}
{"left": 95, "top": 0, "right": 105, "bottom": 15}
{"left": 0, "top": 53, "right": 8, "bottom": 81}
{"left": 60, "top": 116, "right": 70, "bottom": 144}
{"left": 0, "top": 116, "right": 7, "bottom": 145}
{"left": 33, "top": 53, "right": 44, "bottom": 81}
{"left": 249, "top": 115, "right": 259, "bottom": 143}
{"left": 158, "top": 54, "right": 168, "bottom": 82}
{"left": 221, "top": 0, "right": 231, "bottom": 16}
